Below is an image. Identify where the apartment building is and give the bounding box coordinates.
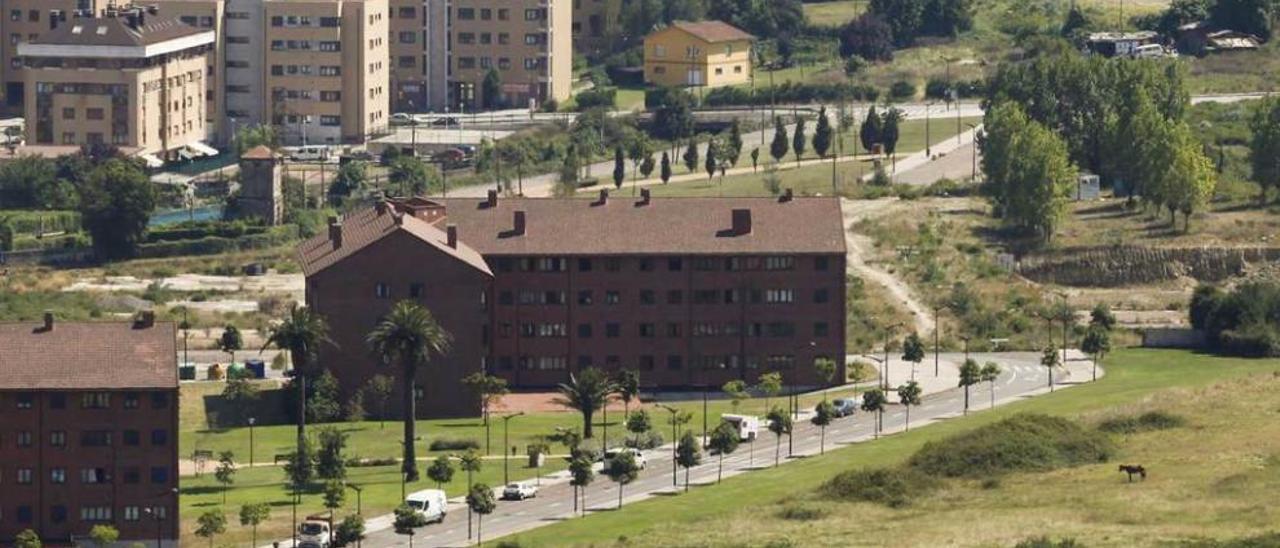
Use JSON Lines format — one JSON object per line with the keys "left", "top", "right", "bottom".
{"left": 0, "top": 0, "right": 110, "bottom": 115}
{"left": 571, "top": 0, "right": 619, "bottom": 54}
{"left": 262, "top": 0, "right": 389, "bottom": 145}
{"left": 0, "top": 314, "right": 179, "bottom": 546}
{"left": 445, "top": 0, "right": 571, "bottom": 110}
{"left": 147, "top": 0, "right": 225, "bottom": 142}
{"left": 298, "top": 192, "right": 847, "bottom": 418}
{"left": 17, "top": 6, "right": 215, "bottom": 161}
{"left": 644, "top": 20, "right": 754, "bottom": 89}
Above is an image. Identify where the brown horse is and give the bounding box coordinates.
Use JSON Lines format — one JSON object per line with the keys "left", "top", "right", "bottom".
{"left": 1119, "top": 464, "right": 1147, "bottom": 482}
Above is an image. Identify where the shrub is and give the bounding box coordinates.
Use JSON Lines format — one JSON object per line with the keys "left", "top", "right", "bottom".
{"left": 429, "top": 438, "right": 480, "bottom": 451}
{"left": 908, "top": 414, "right": 1114, "bottom": 478}
{"left": 345, "top": 457, "right": 398, "bottom": 467}
{"left": 623, "top": 431, "right": 664, "bottom": 450}
{"left": 776, "top": 502, "right": 829, "bottom": 521}
{"left": 1014, "top": 537, "right": 1085, "bottom": 548}
{"left": 704, "top": 81, "right": 879, "bottom": 107}
{"left": 821, "top": 467, "right": 938, "bottom": 508}
{"left": 889, "top": 80, "right": 917, "bottom": 100}
{"left": 574, "top": 88, "right": 617, "bottom": 111}
{"left": 1097, "top": 411, "right": 1187, "bottom": 434}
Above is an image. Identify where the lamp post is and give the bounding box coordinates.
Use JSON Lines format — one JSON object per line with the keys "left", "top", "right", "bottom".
{"left": 657, "top": 404, "right": 679, "bottom": 487}
{"left": 966, "top": 123, "right": 979, "bottom": 182}
{"left": 500, "top": 412, "right": 525, "bottom": 485}
{"left": 961, "top": 336, "right": 971, "bottom": 362}
{"left": 924, "top": 102, "right": 933, "bottom": 157}
{"left": 347, "top": 483, "right": 364, "bottom": 548}
{"left": 933, "top": 303, "right": 942, "bottom": 377}
{"left": 247, "top": 417, "right": 256, "bottom": 467}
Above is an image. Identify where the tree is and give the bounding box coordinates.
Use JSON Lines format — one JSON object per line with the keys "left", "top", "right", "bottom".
{"left": 283, "top": 437, "right": 315, "bottom": 489}
{"left": 840, "top": 13, "right": 895, "bottom": 62}
{"left": 902, "top": 332, "right": 926, "bottom": 379}
{"left": 1090, "top": 303, "right": 1117, "bottom": 331}
{"left": 881, "top": 107, "right": 902, "bottom": 166}
{"left": 195, "top": 510, "right": 226, "bottom": 548}
{"left": 363, "top": 374, "right": 394, "bottom": 428}
{"left": 989, "top": 112, "right": 1076, "bottom": 243}
{"left": 627, "top": 134, "right": 653, "bottom": 181}
{"left": 553, "top": 367, "right": 614, "bottom": 438}
{"left": 897, "top": 380, "right": 923, "bottom": 431}
{"left": 334, "top": 514, "right": 366, "bottom": 548}
{"left": 751, "top": 148, "right": 760, "bottom": 172}
{"left": 214, "top": 451, "right": 236, "bottom": 504}
{"left": 481, "top": 68, "right": 503, "bottom": 110}
{"left": 88, "top": 524, "right": 119, "bottom": 548}
{"left": 958, "top": 358, "right": 982, "bottom": 415}
{"left": 813, "top": 106, "right": 834, "bottom": 159}
{"left": 792, "top": 116, "right": 808, "bottom": 167}
{"left": 323, "top": 480, "right": 346, "bottom": 521}
{"left": 813, "top": 358, "right": 838, "bottom": 400}
{"left": 14, "top": 530, "right": 40, "bottom": 548}
{"left": 606, "top": 450, "right": 641, "bottom": 509}
{"left": 262, "top": 305, "right": 330, "bottom": 460}
{"left": 330, "top": 160, "right": 368, "bottom": 201}
{"left": 389, "top": 156, "right": 434, "bottom": 196}
{"left": 765, "top": 406, "right": 792, "bottom": 467}
{"left": 756, "top": 372, "right": 783, "bottom": 412}
{"left": 1041, "top": 344, "right": 1060, "bottom": 391}
{"left": 461, "top": 371, "right": 509, "bottom": 454}
{"left": 727, "top": 119, "right": 744, "bottom": 166}
{"left": 860, "top": 105, "right": 882, "bottom": 153}
{"left": 558, "top": 143, "right": 581, "bottom": 190}
{"left": 393, "top": 503, "right": 428, "bottom": 548}
{"left": 496, "top": 141, "right": 530, "bottom": 195}
{"left": 612, "top": 145, "right": 626, "bottom": 189}
{"left": 568, "top": 452, "right": 595, "bottom": 514}
{"left": 682, "top": 140, "right": 700, "bottom": 174}
{"left": 660, "top": 151, "right": 673, "bottom": 184}
{"left": 79, "top": 159, "right": 154, "bottom": 260}
{"left": 1250, "top": 96, "right": 1280, "bottom": 203}
{"left": 365, "top": 300, "right": 453, "bottom": 482}
{"left": 1081, "top": 325, "right": 1111, "bottom": 382}
{"left": 1210, "top": 0, "right": 1274, "bottom": 41}
{"left": 707, "top": 421, "right": 740, "bottom": 483}
{"left": 811, "top": 400, "right": 835, "bottom": 454}
{"left": 869, "top": 0, "right": 927, "bottom": 46}
{"left": 639, "top": 154, "right": 656, "bottom": 180}
{"left": 219, "top": 325, "right": 243, "bottom": 364}
{"left": 427, "top": 454, "right": 456, "bottom": 489}
{"left": 316, "top": 426, "right": 348, "bottom": 480}
{"left": 674, "top": 430, "right": 702, "bottom": 491}
{"left": 703, "top": 138, "right": 718, "bottom": 181}
{"left": 652, "top": 87, "right": 696, "bottom": 141}
{"left": 861, "top": 388, "right": 888, "bottom": 438}
{"left": 625, "top": 409, "right": 653, "bottom": 445}
{"left": 239, "top": 503, "right": 271, "bottom": 548}
{"left": 467, "top": 483, "right": 498, "bottom": 544}
{"left": 770, "top": 117, "right": 790, "bottom": 165}
{"left": 235, "top": 123, "right": 279, "bottom": 154}
{"left": 616, "top": 369, "right": 641, "bottom": 421}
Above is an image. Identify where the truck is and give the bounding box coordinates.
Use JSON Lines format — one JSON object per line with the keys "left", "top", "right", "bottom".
{"left": 720, "top": 414, "right": 760, "bottom": 441}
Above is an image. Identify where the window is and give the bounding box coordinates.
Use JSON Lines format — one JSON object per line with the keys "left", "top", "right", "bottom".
{"left": 814, "top": 289, "right": 830, "bottom": 304}
{"left": 49, "top": 393, "right": 65, "bottom": 409}
{"left": 409, "top": 283, "right": 425, "bottom": 298}
{"left": 577, "top": 291, "right": 593, "bottom": 305}
{"left": 399, "top": 31, "right": 415, "bottom": 43}
{"left": 50, "top": 468, "right": 66, "bottom": 484}
{"left": 638, "top": 258, "right": 653, "bottom": 271}
{"left": 16, "top": 393, "right": 32, "bottom": 409}
{"left": 123, "top": 392, "right": 139, "bottom": 409}
{"left": 82, "top": 392, "right": 110, "bottom": 409}
{"left": 398, "top": 6, "right": 415, "bottom": 18}
{"left": 81, "top": 468, "right": 110, "bottom": 484}
{"left": 666, "top": 290, "right": 683, "bottom": 305}
{"left": 50, "top": 505, "right": 67, "bottom": 523}
{"left": 321, "top": 91, "right": 341, "bottom": 102}
{"left": 320, "top": 66, "right": 341, "bottom": 76}
{"left": 17, "top": 468, "right": 32, "bottom": 484}
{"left": 151, "top": 430, "right": 168, "bottom": 446}
{"left": 457, "top": 7, "right": 475, "bottom": 19}
{"left": 151, "top": 466, "right": 169, "bottom": 484}
{"left": 639, "top": 323, "right": 656, "bottom": 338}
{"left": 577, "top": 258, "right": 592, "bottom": 271}
{"left": 152, "top": 392, "right": 169, "bottom": 409}
{"left": 375, "top": 283, "right": 390, "bottom": 298}
{"left": 124, "top": 506, "right": 141, "bottom": 521}
{"left": 577, "top": 324, "right": 592, "bottom": 338}
{"left": 653, "top": 45, "right": 666, "bottom": 58}
{"left": 49, "top": 431, "right": 65, "bottom": 447}
{"left": 815, "top": 256, "right": 830, "bottom": 271}
{"left": 319, "top": 41, "right": 341, "bottom": 52}
{"left": 320, "top": 115, "right": 341, "bottom": 127}
{"left": 62, "top": 107, "right": 75, "bottom": 120}
{"left": 320, "top": 16, "right": 339, "bottom": 27}
{"left": 122, "top": 468, "right": 140, "bottom": 484}
{"left": 84, "top": 107, "right": 104, "bottom": 120}
{"left": 764, "top": 289, "right": 795, "bottom": 304}
{"left": 667, "top": 323, "right": 682, "bottom": 337}
{"left": 814, "top": 322, "right": 830, "bottom": 337}
{"left": 17, "top": 431, "right": 31, "bottom": 447}
{"left": 81, "top": 506, "right": 112, "bottom": 521}
{"left": 605, "top": 323, "right": 620, "bottom": 338}
{"left": 667, "top": 356, "right": 683, "bottom": 370}
{"left": 640, "top": 290, "right": 656, "bottom": 305}
{"left": 123, "top": 429, "right": 140, "bottom": 446}
{"left": 668, "top": 257, "right": 683, "bottom": 271}
{"left": 604, "top": 258, "right": 621, "bottom": 272}
{"left": 639, "top": 355, "right": 656, "bottom": 370}
{"left": 605, "top": 291, "right": 620, "bottom": 305}
{"left": 17, "top": 506, "right": 32, "bottom": 524}
{"left": 81, "top": 431, "right": 111, "bottom": 447}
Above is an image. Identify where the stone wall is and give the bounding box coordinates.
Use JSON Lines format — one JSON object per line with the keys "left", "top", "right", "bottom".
{"left": 1017, "top": 246, "right": 1280, "bottom": 287}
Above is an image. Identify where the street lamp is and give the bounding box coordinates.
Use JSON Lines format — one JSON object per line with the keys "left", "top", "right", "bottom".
{"left": 966, "top": 123, "right": 979, "bottom": 182}
{"left": 924, "top": 101, "right": 933, "bottom": 157}
{"left": 346, "top": 483, "right": 364, "bottom": 548}
{"left": 657, "top": 404, "right": 679, "bottom": 487}
{"left": 247, "top": 417, "right": 256, "bottom": 467}
{"left": 961, "top": 336, "right": 971, "bottom": 362}
{"left": 500, "top": 412, "right": 525, "bottom": 485}
{"left": 143, "top": 488, "right": 176, "bottom": 547}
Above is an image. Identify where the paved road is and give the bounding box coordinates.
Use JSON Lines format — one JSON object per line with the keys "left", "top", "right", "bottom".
{"left": 263, "top": 352, "right": 1096, "bottom": 548}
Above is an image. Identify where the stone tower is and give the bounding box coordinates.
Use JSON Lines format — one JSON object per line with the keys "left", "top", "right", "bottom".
{"left": 237, "top": 145, "right": 283, "bottom": 225}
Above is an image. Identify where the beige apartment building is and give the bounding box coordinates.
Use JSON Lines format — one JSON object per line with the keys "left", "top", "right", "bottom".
{"left": 447, "top": 0, "right": 571, "bottom": 110}
{"left": 0, "top": 0, "right": 109, "bottom": 115}
{"left": 146, "top": 0, "right": 224, "bottom": 141}
{"left": 644, "top": 20, "right": 753, "bottom": 89}
{"left": 17, "top": 6, "right": 214, "bottom": 162}
{"left": 263, "top": 0, "right": 389, "bottom": 145}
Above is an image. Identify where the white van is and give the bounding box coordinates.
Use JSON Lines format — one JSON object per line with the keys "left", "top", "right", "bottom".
{"left": 721, "top": 414, "right": 760, "bottom": 441}
{"left": 1132, "top": 44, "right": 1166, "bottom": 58}
{"left": 284, "top": 145, "right": 331, "bottom": 162}
{"left": 405, "top": 489, "right": 448, "bottom": 524}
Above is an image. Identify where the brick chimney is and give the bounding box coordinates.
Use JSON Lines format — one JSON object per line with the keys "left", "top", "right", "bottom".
{"left": 375, "top": 201, "right": 390, "bottom": 215}
{"left": 446, "top": 224, "right": 459, "bottom": 248}
{"left": 133, "top": 310, "right": 156, "bottom": 329}
{"left": 42, "top": 311, "right": 54, "bottom": 332}
{"left": 780, "top": 188, "right": 794, "bottom": 203}
{"left": 731, "top": 208, "right": 752, "bottom": 235}
{"left": 486, "top": 189, "right": 498, "bottom": 208}
{"left": 639, "top": 188, "right": 651, "bottom": 206}
{"left": 328, "top": 216, "right": 343, "bottom": 248}
{"left": 599, "top": 189, "right": 609, "bottom": 204}
{"left": 513, "top": 210, "right": 527, "bottom": 236}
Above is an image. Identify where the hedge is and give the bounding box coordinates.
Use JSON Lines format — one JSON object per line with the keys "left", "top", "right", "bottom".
{"left": 145, "top": 220, "right": 269, "bottom": 243}
{"left": 136, "top": 225, "right": 298, "bottom": 259}
{"left": 704, "top": 81, "right": 880, "bottom": 107}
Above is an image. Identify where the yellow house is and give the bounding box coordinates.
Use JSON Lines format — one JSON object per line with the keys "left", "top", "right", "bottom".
{"left": 644, "top": 20, "right": 754, "bottom": 89}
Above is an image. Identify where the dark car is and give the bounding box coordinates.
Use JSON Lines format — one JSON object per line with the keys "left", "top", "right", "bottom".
{"left": 831, "top": 398, "right": 857, "bottom": 417}
{"left": 431, "top": 116, "right": 460, "bottom": 127}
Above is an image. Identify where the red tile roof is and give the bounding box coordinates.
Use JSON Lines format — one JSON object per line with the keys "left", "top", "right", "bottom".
{"left": 0, "top": 320, "right": 177, "bottom": 390}
{"left": 668, "top": 20, "right": 755, "bottom": 43}
{"left": 240, "top": 145, "right": 277, "bottom": 160}
{"left": 296, "top": 203, "right": 494, "bottom": 277}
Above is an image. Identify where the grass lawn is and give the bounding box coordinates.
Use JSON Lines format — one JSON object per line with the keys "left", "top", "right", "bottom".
{"left": 501, "top": 349, "right": 1280, "bottom": 547}
{"left": 803, "top": 0, "right": 866, "bottom": 28}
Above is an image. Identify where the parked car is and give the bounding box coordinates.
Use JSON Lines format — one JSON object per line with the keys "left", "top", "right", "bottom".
{"left": 297, "top": 519, "right": 331, "bottom": 547}
{"left": 721, "top": 414, "right": 761, "bottom": 441}
{"left": 405, "top": 489, "right": 448, "bottom": 524}
{"left": 283, "top": 145, "right": 331, "bottom": 162}
{"left": 431, "top": 116, "right": 460, "bottom": 127}
{"left": 831, "top": 398, "right": 858, "bottom": 418}
{"left": 432, "top": 148, "right": 471, "bottom": 169}
{"left": 603, "top": 447, "right": 646, "bottom": 470}
{"left": 502, "top": 481, "right": 539, "bottom": 500}
{"left": 391, "top": 112, "right": 418, "bottom": 126}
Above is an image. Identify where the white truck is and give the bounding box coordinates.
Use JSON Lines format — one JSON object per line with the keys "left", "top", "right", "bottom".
{"left": 721, "top": 414, "right": 761, "bottom": 441}
{"left": 405, "top": 489, "right": 448, "bottom": 524}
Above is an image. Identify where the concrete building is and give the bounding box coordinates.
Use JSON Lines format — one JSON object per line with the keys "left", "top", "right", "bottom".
{"left": 445, "top": 0, "right": 571, "bottom": 111}
{"left": 0, "top": 0, "right": 110, "bottom": 116}
{"left": 298, "top": 192, "right": 847, "bottom": 418}
{"left": 221, "top": 0, "right": 268, "bottom": 139}
{"left": 17, "top": 5, "right": 216, "bottom": 162}
{"left": 644, "top": 20, "right": 754, "bottom": 89}
{"left": 0, "top": 313, "right": 179, "bottom": 546}
{"left": 262, "top": 0, "right": 390, "bottom": 145}
{"left": 571, "top": 0, "right": 620, "bottom": 55}
{"left": 142, "top": 0, "right": 224, "bottom": 142}
{"left": 236, "top": 144, "right": 283, "bottom": 224}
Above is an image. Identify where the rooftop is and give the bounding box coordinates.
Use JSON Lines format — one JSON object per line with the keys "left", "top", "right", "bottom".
{"left": 297, "top": 202, "right": 493, "bottom": 277}
{"left": 664, "top": 20, "right": 755, "bottom": 43}
{"left": 0, "top": 316, "right": 177, "bottom": 390}
{"left": 20, "top": 7, "right": 214, "bottom": 58}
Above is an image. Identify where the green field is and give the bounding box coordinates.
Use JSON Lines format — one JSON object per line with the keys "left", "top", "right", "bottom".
{"left": 802, "top": 0, "right": 866, "bottom": 28}
{"left": 501, "top": 349, "right": 1280, "bottom": 547}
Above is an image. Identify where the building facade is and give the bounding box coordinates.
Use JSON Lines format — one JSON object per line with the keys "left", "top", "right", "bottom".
{"left": 644, "top": 20, "right": 754, "bottom": 89}
{"left": 143, "top": 0, "right": 225, "bottom": 142}
{"left": 571, "top": 0, "right": 620, "bottom": 55}
{"left": 17, "top": 6, "right": 215, "bottom": 161}
{"left": 299, "top": 193, "right": 847, "bottom": 418}
{"left": 0, "top": 0, "right": 109, "bottom": 115}
{"left": 0, "top": 314, "right": 179, "bottom": 546}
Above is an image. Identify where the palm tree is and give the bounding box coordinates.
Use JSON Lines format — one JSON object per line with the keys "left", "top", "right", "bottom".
{"left": 553, "top": 367, "right": 614, "bottom": 438}
{"left": 366, "top": 301, "right": 453, "bottom": 482}
{"left": 261, "top": 305, "right": 330, "bottom": 456}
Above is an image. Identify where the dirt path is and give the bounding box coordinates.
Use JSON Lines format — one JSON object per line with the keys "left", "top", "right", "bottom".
{"left": 840, "top": 198, "right": 934, "bottom": 335}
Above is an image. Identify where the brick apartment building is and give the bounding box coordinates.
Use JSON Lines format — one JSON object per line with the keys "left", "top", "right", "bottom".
{"left": 298, "top": 192, "right": 847, "bottom": 418}
{"left": 0, "top": 314, "right": 179, "bottom": 546}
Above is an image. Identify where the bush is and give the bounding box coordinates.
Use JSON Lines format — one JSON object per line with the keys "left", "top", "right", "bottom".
{"left": 776, "top": 502, "right": 829, "bottom": 521}
{"left": 908, "top": 414, "right": 1114, "bottom": 478}
{"left": 574, "top": 88, "right": 617, "bottom": 111}
{"left": 345, "top": 457, "right": 398, "bottom": 467}
{"left": 623, "top": 431, "right": 665, "bottom": 450}
{"left": 703, "top": 81, "right": 879, "bottom": 107}
{"left": 1097, "top": 411, "right": 1187, "bottom": 434}
{"left": 1014, "top": 537, "right": 1085, "bottom": 548}
{"left": 889, "top": 80, "right": 917, "bottom": 100}
{"left": 429, "top": 438, "right": 480, "bottom": 451}
{"left": 821, "top": 467, "right": 938, "bottom": 508}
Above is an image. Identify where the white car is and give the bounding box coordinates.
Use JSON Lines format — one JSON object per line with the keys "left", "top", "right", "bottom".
{"left": 603, "top": 448, "right": 647, "bottom": 470}
{"left": 390, "top": 113, "right": 418, "bottom": 126}
{"left": 502, "top": 481, "right": 539, "bottom": 500}
{"left": 297, "top": 521, "right": 331, "bottom": 547}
